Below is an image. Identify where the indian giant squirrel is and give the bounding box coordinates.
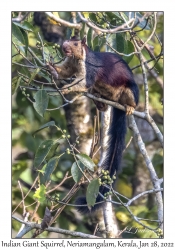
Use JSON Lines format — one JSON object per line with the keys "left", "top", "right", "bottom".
{"left": 52, "top": 36, "right": 139, "bottom": 213}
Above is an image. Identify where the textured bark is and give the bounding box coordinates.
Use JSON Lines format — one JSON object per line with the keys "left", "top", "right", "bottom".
{"left": 98, "top": 107, "right": 111, "bottom": 166}
{"left": 99, "top": 107, "right": 120, "bottom": 238}
{"left": 103, "top": 198, "right": 120, "bottom": 238}
{"left": 131, "top": 106, "right": 162, "bottom": 206}
{"left": 131, "top": 145, "right": 151, "bottom": 205}
{"left": 131, "top": 115, "right": 162, "bottom": 206}
{"left": 64, "top": 94, "right": 93, "bottom": 155}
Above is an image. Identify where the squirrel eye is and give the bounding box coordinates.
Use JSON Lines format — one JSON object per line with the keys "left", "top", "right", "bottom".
{"left": 74, "top": 42, "right": 78, "bottom": 46}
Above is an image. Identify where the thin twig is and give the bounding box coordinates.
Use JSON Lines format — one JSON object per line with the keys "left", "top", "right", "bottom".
{"left": 131, "top": 53, "right": 163, "bottom": 71}
{"left": 30, "top": 202, "right": 40, "bottom": 222}
{"left": 142, "top": 54, "right": 163, "bottom": 89}
{"left": 114, "top": 186, "right": 160, "bottom": 232}
{"left": 140, "top": 12, "right": 157, "bottom": 51}
{"left": 90, "top": 115, "right": 98, "bottom": 157}
{"left": 25, "top": 201, "right": 38, "bottom": 208}
{"left": 106, "top": 40, "right": 139, "bottom": 57}
{"left": 92, "top": 146, "right": 101, "bottom": 158}
{"left": 133, "top": 40, "right": 149, "bottom": 114}
{"left": 12, "top": 176, "right": 39, "bottom": 214}
{"left": 28, "top": 47, "right": 45, "bottom": 66}
{"left": 126, "top": 188, "right": 163, "bottom": 206}
{"left": 93, "top": 223, "right": 99, "bottom": 236}
{"left": 12, "top": 52, "right": 20, "bottom": 58}
{"left": 51, "top": 77, "right": 69, "bottom": 103}
{"left": 18, "top": 180, "right": 26, "bottom": 215}
{"left": 12, "top": 42, "right": 35, "bottom": 66}
{"left": 38, "top": 32, "right": 45, "bottom": 63}
{"left": 145, "top": 115, "right": 163, "bottom": 147}
{"left": 123, "top": 136, "right": 133, "bottom": 152}
{"left": 46, "top": 172, "right": 70, "bottom": 194}
{"left": 47, "top": 194, "right": 105, "bottom": 207}
{"left": 12, "top": 62, "right": 37, "bottom": 68}
{"left": 46, "top": 94, "right": 83, "bottom": 111}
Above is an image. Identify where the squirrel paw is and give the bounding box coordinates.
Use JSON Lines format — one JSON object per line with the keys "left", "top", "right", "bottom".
{"left": 61, "top": 88, "right": 68, "bottom": 95}
{"left": 92, "top": 93, "right": 108, "bottom": 112}
{"left": 46, "top": 62, "right": 59, "bottom": 79}
{"left": 124, "top": 104, "right": 135, "bottom": 115}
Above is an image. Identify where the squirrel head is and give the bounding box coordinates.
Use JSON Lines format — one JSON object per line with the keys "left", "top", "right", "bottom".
{"left": 62, "top": 36, "right": 87, "bottom": 59}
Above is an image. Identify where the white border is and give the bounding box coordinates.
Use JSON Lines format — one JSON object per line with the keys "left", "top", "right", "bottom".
{"left": 1, "top": 1, "right": 175, "bottom": 248}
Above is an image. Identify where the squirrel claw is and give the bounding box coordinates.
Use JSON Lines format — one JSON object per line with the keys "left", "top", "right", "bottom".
{"left": 124, "top": 105, "right": 135, "bottom": 115}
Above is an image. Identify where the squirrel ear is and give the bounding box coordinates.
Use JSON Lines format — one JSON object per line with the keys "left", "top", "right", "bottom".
{"left": 81, "top": 36, "right": 86, "bottom": 45}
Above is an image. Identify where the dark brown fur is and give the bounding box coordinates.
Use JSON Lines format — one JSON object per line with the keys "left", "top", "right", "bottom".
{"left": 53, "top": 37, "right": 138, "bottom": 114}
{"left": 52, "top": 37, "right": 139, "bottom": 214}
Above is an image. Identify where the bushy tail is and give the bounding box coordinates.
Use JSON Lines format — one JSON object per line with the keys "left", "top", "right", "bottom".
{"left": 75, "top": 108, "right": 126, "bottom": 214}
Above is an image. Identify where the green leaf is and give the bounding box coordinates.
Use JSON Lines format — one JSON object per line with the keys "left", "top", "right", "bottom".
{"left": 93, "top": 35, "right": 101, "bottom": 51}
{"left": 93, "top": 36, "right": 99, "bottom": 51}
{"left": 45, "top": 42, "right": 55, "bottom": 47}
{"left": 12, "top": 34, "right": 24, "bottom": 46}
{"left": 86, "top": 179, "right": 100, "bottom": 208}
{"left": 152, "top": 153, "right": 163, "bottom": 168}
{"left": 13, "top": 21, "right": 34, "bottom": 32}
{"left": 12, "top": 22, "right": 25, "bottom": 45}
{"left": 105, "top": 12, "right": 115, "bottom": 21}
{"left": 34, "top": 139, "right": 55, "bottom": 168}
{"left": 33, "top": 184, "right": 46, "bottom": 203}
{"left": 17, "top": 45, "right": 25, "bottom": 54}
{"left": 20, "top": 29, "right": 28, "bottom": 56}
{"left": 43, "top": 47, "right": 50, "bottom": 62}
{"left": 123, "top": 40, "right": 135, "bottom": 64}
{"left": 116, "top": 33, "right": 127, "bottom": 54}
{"left": 89, "top": 13, "right": 97, "bottom": 23}
{"left": 46, "top": 143, "right": 60, "bottom": 161}
{"left": 112, "top": 12, "right": 125, "bottom": 23}
{"left": 28, "top": 68, "right": 41, "bottom": 85}
{"left": 16, "top": 64, "right": 30, "bottom": 78}
{"left": 33, "top": 121, "right": 56, "bottom": 137}
{"left": 107, "top": 33, "right": 127, "bottom": 54}
{"left": 40, "top": 156, "right": 61, "bottom": 184}
{"left": 94, "top": 45, "right": 100, "bottom": 52}
{"left": 33, "top": 89, "right": 49, "bottom": 117}
{"left": 87, "top": 27, "right": 93, "bottom": 49}
{"left": 12, "top": 161, "right": 28, "bottom": 181}
{"left": 38, "top": 71, "right": 51, "bottom": 82}
{"left": 66, "top": 27, "right": 72, "bottom": 40}
{"left": 71, "top": 160, "right": 85, "bottom": 183}
{"left": 12, "top": 76, "right": 21, "bottom": 95}
{"left": 80, "top": 22, "right": 86, "bottom": 40}
{"left": 76, "top": 153, "right": 95, "bottom": 172}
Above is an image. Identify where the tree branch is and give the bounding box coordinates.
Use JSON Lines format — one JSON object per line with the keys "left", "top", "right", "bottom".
{"left": 128, "top": 115, "right": 163, "bottom": 229}
{"left": 45, "top": 12, "right": 82, "bottom": 30}
{"left": 126, "top": 188, "right": 163, "bottom": 206}
{"left": 12, "top": 215, "right": 101, "bottom": 239}
{"left": 12, "top": 12, "right": 30, "bottom": 23}
{"left": 78, "top": 12, "right": 135, "bottom": 34}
